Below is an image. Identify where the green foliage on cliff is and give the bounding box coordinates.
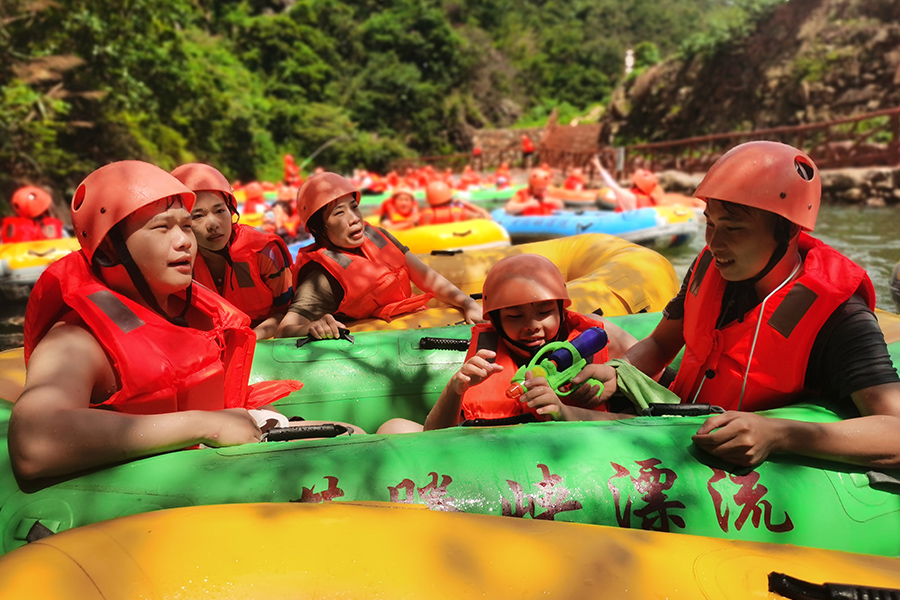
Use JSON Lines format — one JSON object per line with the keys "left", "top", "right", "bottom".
{"left": 0, "top": 0, "right": 774, "bottom": 199}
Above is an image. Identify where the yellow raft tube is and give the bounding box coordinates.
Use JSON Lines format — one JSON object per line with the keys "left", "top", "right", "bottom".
{"left": 1, "top": 501, "right": 898, "bottom": 600}
{"left": 365, "top": 215, "right": 511, "bottom": 254}
{"left": 0, "top": 237, "right": 80, "bottom": 301}
{"left": 347, "top": 232, "right": 680, "bottom": 332}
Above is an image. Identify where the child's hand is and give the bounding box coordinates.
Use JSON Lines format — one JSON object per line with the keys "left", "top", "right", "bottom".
{"left": 570, "top": 364, "right": 617, "bottom": 403}
{"left": 563, "top": 366, "right": 606, "bottom": 409}
{"left": 449, "top": 349, "right": 503, "bottom": 395}
{"left": 308, "top": 314, "right": 346, "bottom": 339}
{"left": 520, "top": 371, "right": 569, "bottom": 421}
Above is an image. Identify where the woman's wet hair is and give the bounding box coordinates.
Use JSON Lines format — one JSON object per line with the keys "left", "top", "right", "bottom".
{"left": 306, "top": 203, "right": 331, "bottom": 245}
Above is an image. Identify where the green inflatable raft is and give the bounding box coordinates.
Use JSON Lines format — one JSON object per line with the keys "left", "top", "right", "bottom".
{"left": 0, "top": 314, "right": 899, "bottom": 559}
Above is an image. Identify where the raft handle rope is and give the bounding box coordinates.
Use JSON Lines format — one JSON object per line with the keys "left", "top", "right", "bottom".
{"left": 430, "top": 249, "right": 463, "bottom": 256}
{"left": 262, "top": 423, "right": 353, "bottom": 442}
{"left": 768, "top": 571, "right": 900, "bottom": 600}
{"left": 642, "top": 403, "right": 725, "bottom": 417}
{"left": 419, "top": 337, "right": 470, "bottom": 352}
{"left": 295, "top": 328, "right": 354, "bottom": 348}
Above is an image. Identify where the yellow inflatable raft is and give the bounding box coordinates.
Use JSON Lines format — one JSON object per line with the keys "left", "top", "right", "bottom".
{"left": 365, "top": 216, "right": 511, "bottom": 254}
{"left": 1, "top": 501, "right": 898, "bottom": 600}
{"left": 0, "top": 237, "right": 80, "bottom": 302}
{"left": 346, "top": 232, "right": 679, "bottom": 332}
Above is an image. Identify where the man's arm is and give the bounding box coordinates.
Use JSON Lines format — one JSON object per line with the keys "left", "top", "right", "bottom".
{"left": 9, "top": 324, "right": 261, "bottom": 480}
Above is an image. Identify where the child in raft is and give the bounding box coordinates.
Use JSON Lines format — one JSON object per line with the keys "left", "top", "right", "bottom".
{"left": 418, "top": 180, "right": 491, "bottom": 225}
{"left": 275, "top": 172, "right": 483, "bottom": 339}
{"left": 378, "top": 187, "right": 419, "bottom": 231}
{"left": 504, "top": 168, "right": 564, "bottom": 215}
{"left": 377, "top": 254, "right": 637, "bottom": 433}
{"left": 171, "top": 163, "right": 294, "bottom": 340}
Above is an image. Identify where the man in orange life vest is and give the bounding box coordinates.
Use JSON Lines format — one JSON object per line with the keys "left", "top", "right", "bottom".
{"left": 504, "top": 168, "right": 563, "bottom": 216}
{"left": 589, "top": 141, "right": 900, "bottom": 469}
{"left": 378, "top": 187, "right": 419, "bottom": 231}
{"left": 418, "top": 181, "right": 491, "bottom": 225}
{"left": 1, "top": 186, "right": 66, "bottom": 243}
{"left": 275, "top": 172, "right": 483, "bottom": 340}
{"left": 9, "top": 161, "right": 308, "bottom": 481}
{"left": 172, "top": 163, "right": 294, "bottom": 340}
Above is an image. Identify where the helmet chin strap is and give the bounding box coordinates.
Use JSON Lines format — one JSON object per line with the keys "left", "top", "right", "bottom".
{"left": 489, "top": 300, "right": 567, "bottom": 360}
{"left": 108, "top": 227, "right": 191, "bottom": 327}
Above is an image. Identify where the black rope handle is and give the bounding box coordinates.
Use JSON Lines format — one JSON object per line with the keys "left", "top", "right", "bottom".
{"left": 768, "top": 571, "right": 900, "bottom": 600}
{"left": 419, "top": 337, "right": 470, "bottom": 351}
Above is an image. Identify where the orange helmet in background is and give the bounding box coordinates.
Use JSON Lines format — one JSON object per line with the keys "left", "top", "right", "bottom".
{"left": 295, "top": 172, "right": 360, "bottom": 232}
{"left": 425, "top": 181, "right": 453, "bottom": 207}
{"left": 528, "top": 168, "right": 551, "bottom": 191}
{"left": 11, "top": 186, "right": 52, "bottom": 219}
{"left": 694, "top": 141, "right": 820, "bottom": 231}
{"left": 71, "top": 161, "right": 195, "bottom": 262}
{"left": 171, "top": 163, "right": 237, "bottom": 213}
{"left": 482, "top": 253, "right": 570, "bottom": 314}
{"left": 631, "top": 169, "right": 659, "bottom": 195}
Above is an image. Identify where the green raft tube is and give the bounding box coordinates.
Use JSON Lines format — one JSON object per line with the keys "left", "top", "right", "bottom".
{"left": 1, "top": 313, "right": 899, "bottom": 558}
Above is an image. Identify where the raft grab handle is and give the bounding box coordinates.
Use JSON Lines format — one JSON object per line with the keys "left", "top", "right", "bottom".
{"left": 419, "top": 337, "right": 470, "bottom": 352}
{"left": 262, "top": 423, "right": 354, "bottom": 442}
{"left": 768, "top": 571, "right": 900, "bottom": 600}
{"left": 641, "top": 403, "right": 725, "bottom": 417}
{"left": 295, "top": 328, "right": 354, "bottom": 348}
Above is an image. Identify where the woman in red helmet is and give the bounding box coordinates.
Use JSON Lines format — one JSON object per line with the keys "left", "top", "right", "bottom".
{"left": 275, "top": 172, "right": 483, "bottom": 339}
{"left": 591, "top": 156, "right": 661, "bottom": 212}
{"left": 504, "top": 168, "right": 563, "bottom": 216}
{"left": 418, "top": 181, "right": 490, "bottom": 225}
{"left": 592, "top": 141, "right": 900, "bottom": 468}
{"left": 377, "top": 254, "right": 636, "bottom": 433}
{"left": 171, "top": 163, "right": 294, "bottom": 340}
{"left": 377, "top": 187, "right": 420, "bottom": 231}
{"left": 1, "top": 185, "right": 66, "bottom": 243}
{"left": 9, "top": 161, "right": 308, "bottom": 481}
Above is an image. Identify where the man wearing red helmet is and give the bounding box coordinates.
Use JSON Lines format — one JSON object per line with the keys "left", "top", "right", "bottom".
{"left": 276, "top": 172, "right": 483, "bottom": 339}
{"left": 419, "top": 181, "right": 490, "bottom": 225}
{"left": 504, "top": 169, "right": 563, "bottom": 216}
{"left": 1, "top": 186, "right": 66, "bottom": 243}
{"left": 9, "top": 161, "right": 306, "bottom": 480}
{"left": 592, "top": 141, "right": 900, "bottom": 468}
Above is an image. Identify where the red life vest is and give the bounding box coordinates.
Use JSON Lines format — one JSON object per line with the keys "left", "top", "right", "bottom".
{"left": 293, "top": 225, "right": 433, "bottom": 321}
{"left": 563, "top": 176, "right": 584, "bottom": 191}
{"left": 24, "top": 252, "right": 300, "bottom": 415}
{"left": 460, "top": 311, "right": 610, "bottom": 422}
{"left": 193, "top": 224, "right": 292, "bottom": 326}
{"left": 1, "top": 216, "right": 64, "bottom": 243}
{"left": 671, "top": 234, "right": 875, "bottom": 411}
{"left": 378, "top": 198, "right": 418, "bottom": 227}
{"left": 512, "top": 188, "right": 556, "bottom": 216}
{"left": 419, "top": 204, "right": 465, "bottom": 225}
{"left": 614, "top": 188, "right": 656, "bottom": 213}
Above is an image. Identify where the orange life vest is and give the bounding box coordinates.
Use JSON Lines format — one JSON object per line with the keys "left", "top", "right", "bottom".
{"left": 512, "top": 188, "right": 556, "bottom": 216}
{"left": 378, "top": 198, "right": 418, "bottom": 227}
{"left": 671, "top": 234, "right": 875, "bottom": 411}
{"left": 24, "top": 252, "right": 301, "bottom": 415}
{"left": 293, "top": 225, "right": 433, "bottom": 321}
{"left": 1, "top": 216, "right": 65, "bottom": 243}
{"left": 563, "top": 176, "right": 584, "bottom": 191}
{"left": 460, "top": 311, "right": 610, "bottom": 422}
{"left": 419, "top": 204, "right": 465, "bottom": 225}
{"left": 193, "top": 224, "right": 293, "bottom": 326}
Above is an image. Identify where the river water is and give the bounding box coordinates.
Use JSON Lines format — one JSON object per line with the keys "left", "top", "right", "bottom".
{"left": 2, "top": 203, "right": 898, "bottom": 351}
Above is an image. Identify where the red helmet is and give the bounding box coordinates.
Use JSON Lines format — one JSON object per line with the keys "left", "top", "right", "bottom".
{"left": 694, "top": 141, "right": 820, "bottom": 231}
{"left": 528, "top": 168, "right": 551, "bottom": 190}
{"left": 631, "top": 169, "right": 658, "bottom": 194}
{"left": 482, "top": 254, "right": 570, "bottom": 313}
{"left": 243, "top": 181, "right": 264, "bottom": 202}
{"left": 71, "top": 161, "right": 195, "bottom": 262}
{"left": 11, "top": 186, "right": 52, "bottom": 218}
{"left": 295, "top": 172, "right": 359, "bottom": 232}
{"left": 425, "top": 181, "right": 453, "bottom": 206}
{"left": 170, "top": 163, "right": 237, "bottom": 212}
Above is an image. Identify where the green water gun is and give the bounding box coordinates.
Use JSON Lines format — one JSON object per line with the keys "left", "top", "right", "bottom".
{"left": 505, "top": 326, "right": 608, "bottom": 400}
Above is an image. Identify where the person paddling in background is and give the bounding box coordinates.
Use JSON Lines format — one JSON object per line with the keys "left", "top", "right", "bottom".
{"left": 591, "top": 141, "right": 900, "bottom": 468}
{"left": 378, "top": 254, "right": 637, "bottom": 433}
{"left": 171, "top": 163, "right": 294, "bottom": 340}
{"left": 1, "top": 186, "right": 66, "bottom": 243}
{"left": 275, "top": 172, "right": 483, "bottom": 339}
{"left": 378, "top": 187, "right": 419, "bottom": 231}
{"left": 8, "top": 161, "right": 308, "bottom": 481}
{"left": 504, "top": 168, "right": 563, "bottom": 216}
{"left": 418, "top": 180, "right": 491, "bottom": 225}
